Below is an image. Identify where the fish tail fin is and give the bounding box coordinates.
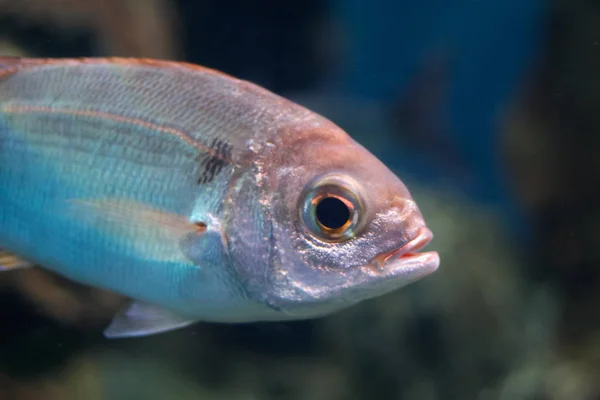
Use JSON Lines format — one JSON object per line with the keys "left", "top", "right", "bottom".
{"left": 0, "top": 249, "right": 35, "bottom": 271}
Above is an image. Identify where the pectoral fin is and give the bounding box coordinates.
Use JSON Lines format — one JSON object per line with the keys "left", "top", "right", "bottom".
{"left": 68, "top": 198, "right": 208, "bottom": 264}
{"left": 104, "top": 300, "right": 197, "bottom": 338}
{"left": 0, "top": 249, "right": 34, "bottom": 271}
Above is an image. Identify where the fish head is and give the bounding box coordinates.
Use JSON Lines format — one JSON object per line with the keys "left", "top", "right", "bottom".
{"left": 226, "top": 121, "right": 440, "bottom": 320}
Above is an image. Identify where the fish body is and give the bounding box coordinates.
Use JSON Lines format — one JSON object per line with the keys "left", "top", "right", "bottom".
{"left": 0, "top": 58, "right": 439, "bottom": 337}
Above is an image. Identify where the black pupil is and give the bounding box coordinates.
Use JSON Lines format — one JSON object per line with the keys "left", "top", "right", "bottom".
{"left": 315, "top": 196, "right": 350, "bottom": 230}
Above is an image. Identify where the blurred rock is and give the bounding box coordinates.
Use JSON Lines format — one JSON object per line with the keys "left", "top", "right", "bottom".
{"left": 2, "top": 268, "right": 124, "bottom": 326}
{"left": 0, "top": 38, "right": 27, "bottom": 57}
{"left": 0, "top": 0, "right": 180, "bottom": 58}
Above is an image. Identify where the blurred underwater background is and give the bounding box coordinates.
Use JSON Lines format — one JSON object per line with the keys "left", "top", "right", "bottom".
{"left": 1, "top": 0, "right": 600, "bottom": 399}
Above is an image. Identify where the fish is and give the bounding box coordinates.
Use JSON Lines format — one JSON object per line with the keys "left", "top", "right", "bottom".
{"left": 0, "top": 57, "right": 440, "bottom": 338}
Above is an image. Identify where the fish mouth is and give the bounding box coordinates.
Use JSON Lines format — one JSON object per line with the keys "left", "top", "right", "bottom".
{"left": 370, "top": 227, "right": 440, "bottom": 280}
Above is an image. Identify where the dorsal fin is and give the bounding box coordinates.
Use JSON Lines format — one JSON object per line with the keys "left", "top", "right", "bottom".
{"left": 0, "top": 57, "right": 43, "bottom": 78}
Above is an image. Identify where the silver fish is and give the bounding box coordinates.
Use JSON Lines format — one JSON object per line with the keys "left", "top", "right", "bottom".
{"left": 0, "top": 58, "right": 439, "bottom": 338}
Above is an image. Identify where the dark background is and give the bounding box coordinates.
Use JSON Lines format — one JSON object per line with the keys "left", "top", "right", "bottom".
{"left": 0, "top": 0, "right": 599, "bottom": 399}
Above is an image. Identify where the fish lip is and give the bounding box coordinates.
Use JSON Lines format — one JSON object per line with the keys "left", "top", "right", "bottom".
{"left": 370, "top": 227, "right": 439, "bottom": 276}
{"left": 381, "top": 227, "right": 434, "bottom": 263}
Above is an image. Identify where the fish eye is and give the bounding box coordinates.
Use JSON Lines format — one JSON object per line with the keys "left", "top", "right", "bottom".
{"left": 300, "top": 174, "right": 365, "bottom": 242}
{"left": 315, "top": 196, "right": 351, "bottom": 231}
